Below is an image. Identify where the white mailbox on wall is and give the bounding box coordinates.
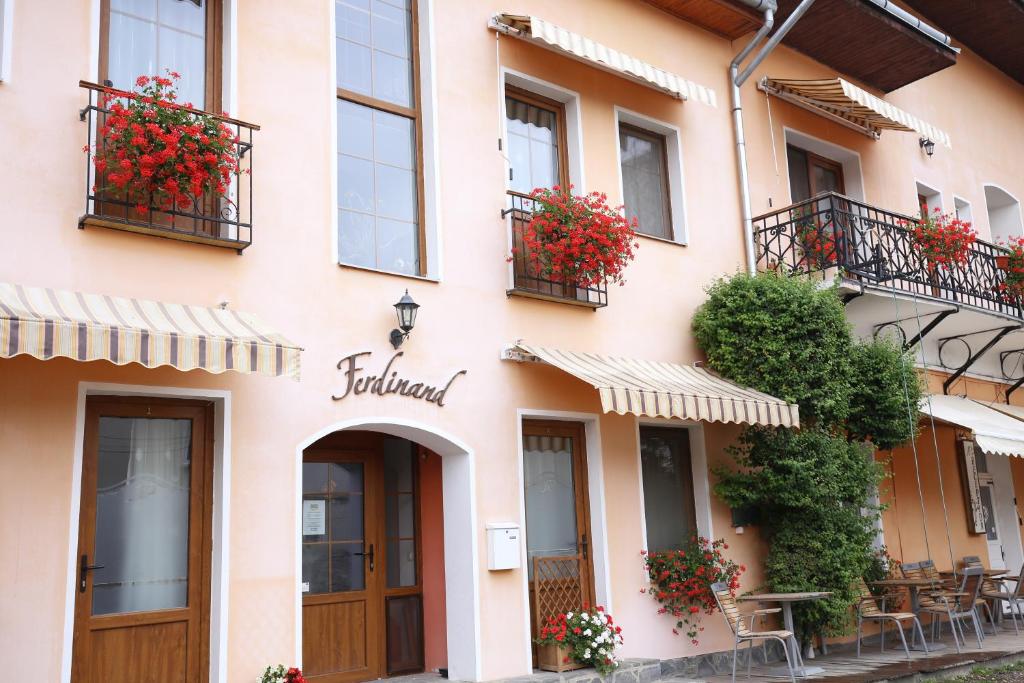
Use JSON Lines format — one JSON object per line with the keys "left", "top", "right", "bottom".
{"left": 486, "top": 522, "right": 521, "bottom": 570}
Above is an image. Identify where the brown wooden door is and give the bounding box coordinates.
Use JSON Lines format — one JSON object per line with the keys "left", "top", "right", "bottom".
{"left": 302, "top": 437, "right": 424, "bottom": 683}
{"left": 72, "top": 397, "right": 213, "bottom": 683}
{"left": 521, "top": 421, "right": 595, "bottom": 645}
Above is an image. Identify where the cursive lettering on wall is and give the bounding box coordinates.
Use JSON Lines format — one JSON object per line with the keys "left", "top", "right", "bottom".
{"left": 332, "top": 351, "right": 467, "bottom": 407}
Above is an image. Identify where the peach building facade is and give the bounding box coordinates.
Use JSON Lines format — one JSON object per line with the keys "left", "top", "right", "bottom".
{"left": 1, "top": 1, "right": 1024, "bottom": 682}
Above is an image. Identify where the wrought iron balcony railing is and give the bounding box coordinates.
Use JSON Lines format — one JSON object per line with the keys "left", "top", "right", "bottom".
{"left": 504, "top": 191, "right": 608, "bottom": 308}
{"left": 754, "top": 192, "right": 1021, "bottom": 318}
{"left": 78, "top": 80, "right": 258, "bottom": 252}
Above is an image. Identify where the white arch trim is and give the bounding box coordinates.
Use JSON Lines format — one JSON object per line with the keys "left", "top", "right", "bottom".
{"left": 293, "top": 417, "right": 482, "bottom": 682}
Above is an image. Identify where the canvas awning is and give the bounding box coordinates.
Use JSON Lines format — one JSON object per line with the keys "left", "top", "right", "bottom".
{"left": 979, "top": 401, "right": 1024, "bottom": 424}
{"left": 503, "top": 342, "right": 799, "bottom": 427}
{"left": 0, "top": 282, "right": 301, "bottom": 379}
{"left": 759, "top": 77, "right": 951, "bottom": 148}
{"left": 920, "top": 394, "right": 1024, "bottom": 457}
{"left": 488, "top": 13, "right": 717, "bottom": 106}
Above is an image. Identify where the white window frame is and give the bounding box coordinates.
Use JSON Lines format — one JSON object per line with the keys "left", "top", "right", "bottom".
{"left": 634, "top": 419, "right": 713, "bottom": 552}
{"left": 983, "top": 183, "right": 1024, "bottom": 243}
{"left": 915, "top": 179, "right": 943, "bottom": 215}
{"left": 614, "top": 107, "right": 688, "bottom": 246}
{"left": 954, "top": 195, "right": 973, "bottom": 223}
{"left": 329, "top": 0, "right": 443, "bottom": 281}
{"left": 0, "top": 0, "right": 13, "bottom": 82}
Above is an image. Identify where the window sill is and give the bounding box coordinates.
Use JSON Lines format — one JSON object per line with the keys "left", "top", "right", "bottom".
{"left": 636, "top": 232, "right": 687, "bottom": 248}
{"left": 506, "top": 288, "right": 603, "bottom": 309}
{"left": 338, "top": 262, "right": 439, "bottom": 283}
{"left": 79, "top": 215, "right": 250, "bottom": 253}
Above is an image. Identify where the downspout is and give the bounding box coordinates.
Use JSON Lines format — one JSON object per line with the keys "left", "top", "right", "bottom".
{"left": 730, "top": 0, "right": 817, "bottom": 274}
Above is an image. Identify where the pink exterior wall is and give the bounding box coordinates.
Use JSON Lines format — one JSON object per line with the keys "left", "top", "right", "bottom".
{"left": 1, "top": 0, "right": 1022, "bottom": 681}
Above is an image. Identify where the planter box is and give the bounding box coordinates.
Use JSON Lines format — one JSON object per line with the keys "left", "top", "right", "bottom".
{"left": 537, "top": 644, "right": 585, "bottom": 673}
{"left": 996, "top": 255, "right": 1010, "bottom": 270}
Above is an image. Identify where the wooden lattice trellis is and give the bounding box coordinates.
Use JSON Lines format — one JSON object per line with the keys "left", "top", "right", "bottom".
{"left": 532, "top": 555, "right": 584, "bottom": 633}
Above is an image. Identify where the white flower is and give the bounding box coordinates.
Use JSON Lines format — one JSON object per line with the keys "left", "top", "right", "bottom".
{"left": 584, "top": 629, "right": 592, "bottom": 636}
{"left": 581, "top": 613, "right": 589, "bottom": 622}
{"left": 583, "top": 649, "right": 591, "bottom": 658}
{"left": 566, "top": 612, "right": 574, "bottom": 619}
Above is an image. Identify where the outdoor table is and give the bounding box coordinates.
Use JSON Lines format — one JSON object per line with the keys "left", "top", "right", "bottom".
{"left": 738, "top": 592, "right": 832, "bottom": 678}
{"left": 939, "top": 568, "right": 1007, "bottom": 578}
{"left": 869, "top": 579, "right": 948, "bottom": 651}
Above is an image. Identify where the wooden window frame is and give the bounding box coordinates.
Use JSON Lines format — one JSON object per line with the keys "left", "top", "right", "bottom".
{"left": 638, "top": 425, "right": 697, "bottom": 552}
{"left": 618, "top": 122, "right": 673, "bottom": 240}
{"left": 336, "top": 0, "right": 427, "bottom": 276}
{"left": 504, "top": 85, "right": 570, "bottom": 191}
{"left": 98, "top": 0, "right": 224, "bottom": 113}
{"left": 787, "top": 144, "right": 846, "bottom": 200}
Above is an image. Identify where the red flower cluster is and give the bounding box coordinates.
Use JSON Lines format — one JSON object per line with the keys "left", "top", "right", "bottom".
{"left": 284, "top": 668, "right": 307, "bottom": 683}
{"left": 911, "top": 206, "right": 976, "bottom": 269}
{"left": 87, "top": 70, "right": 241, "bottom": 215}
{"left": 642, "top": 536, "right": 744, "bottom": 644}
{"left": 535, "top": 605, "right": 624, "bottom": 675}
{"left": 995, "top": 236, "right": 1024, "bottom": 303}
{"left": 793, "top": 206, "right": 839, "bottom": 270}
{"left": 514, "top": 186, "right": 638, "bottom": 288}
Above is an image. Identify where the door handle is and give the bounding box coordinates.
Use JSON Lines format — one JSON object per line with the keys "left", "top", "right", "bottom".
{"left": 79, "top": 554, "right": 105, "bottom": 593}
{"left": 354, "top": 544, "right": 375, "bottom": 572}
{"left": 581, "top": 534, "right": 589, "bottom": 561}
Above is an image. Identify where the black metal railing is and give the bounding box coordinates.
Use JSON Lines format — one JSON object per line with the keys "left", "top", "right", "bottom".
{"left": 78, "top": 80, "right": 257, "bottom": 252}
{"left": 504, "top": 191, "right": 609, "bottom": 308}
{"left": 754, "top": 192, "right": 1022, "bottom": 318}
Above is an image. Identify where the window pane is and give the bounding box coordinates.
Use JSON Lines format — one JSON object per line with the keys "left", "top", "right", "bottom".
{"left": 158, "top": 27, "right": 205, "bottom": 106}
{"left": 386, "top": 539, "right": 417, "bottom": 587}
{"left": 302, "top": 543, "right": 330, "bottom": 594}
{"left": 337, "top": 0, "right": 371, "bottom": 45}
{"left": 372, "top": 0, "right": 410, "bottom": 58}
{"left": 787, "top": 145, "right": 811, "bottom": 202}
{"left": 372, "top": 50, "right": 412, "bottom": 107}
{"left": 92, "top": 417, "right": 192, "bottom": 616}
{"left": 337, "top": 0, "right": 412, "bottom": 106}
{"left": 620, "top": 126, "right": 671, "bottom": 239}
{"left": 387, "top": 596, "right": 424, "bottom": 673}
{"left": 337, "top": 38, "right": 372, "bottom": 95}
{"left": 337, "top": 100, "right": 419, "bottom": 273}
{"left": 331, "top": 543, "right": 366, "bottom": 591}
{"left": 505, "top": 95, "right": 560, "bottom": 192}
{"left": 108, "top": 12, "right": 157, "bottom": 92}
{"left": 639, "top": 427, "right": 697, "bottom": 552}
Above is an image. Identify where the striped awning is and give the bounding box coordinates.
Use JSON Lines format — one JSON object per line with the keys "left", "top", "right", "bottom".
{"left": 504, "top": 342, "right": 799, "bottom": 427}
{"left": 920, "top": 395, "right": 1024, "bottom": 457}
{"left": 489, "top": 14, "right": 717, "bottom": 106}
{"left": 0, "top": 282, "right": 301, "bottom": 379}
{"left": 760, "top": 77, "right": 951, "bottom": 148}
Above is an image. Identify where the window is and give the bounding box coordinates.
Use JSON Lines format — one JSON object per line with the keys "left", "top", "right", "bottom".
{"left": 984, "top": 185, "right": 1023, "bottom": 243}
{"left": 336, "top": 0, "right": 424, "bottom": 276}
{"left": 787, "top": 144, "right": 845, "bottom": 202}
{"left": 619, "top": 124, "right": 672, "bottom": 240}
{"left": 100, "top": 0, "right": 221, "bottom": 110}
{"left": 639, "top": 427, "right": 696, "bottom": 552}
{"left": 915, "top": 181, "right": 941, "bottom": 216}
{"left": 954, "top": 197, "right": 973, "bottom": 223}
{"left": 505, "top": 86, "right": 568, "bottom": 196}
{"left": 0, "top": 0, "right": 12, "bottom": 82}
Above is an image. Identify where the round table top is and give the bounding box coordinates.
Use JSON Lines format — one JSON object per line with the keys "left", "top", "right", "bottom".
{"left": 738, "top": 592, "right": 832, "bottom": 602}
{"left": 870, "top": 578, "right": 944, "bottom": 586}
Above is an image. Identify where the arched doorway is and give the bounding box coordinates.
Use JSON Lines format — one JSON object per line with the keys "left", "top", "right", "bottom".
{"left": 294, "top": 420, "right": 480, "bottom": 683}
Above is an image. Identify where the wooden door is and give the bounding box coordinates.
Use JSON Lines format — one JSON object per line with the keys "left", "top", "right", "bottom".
{"left": 302, "top": 437, "right": 424, "bottom": 683}
{"left": 521, "top": 421, "right": 595, "bottom": 644}
{"left": 72, "top": 397, "right": 213, "bottom": 683}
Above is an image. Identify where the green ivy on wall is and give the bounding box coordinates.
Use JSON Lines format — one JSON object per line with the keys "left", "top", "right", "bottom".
{"left": 692, "top": 271, "right": 922, "bottom": 641}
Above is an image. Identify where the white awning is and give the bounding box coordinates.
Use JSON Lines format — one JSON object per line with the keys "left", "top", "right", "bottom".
{"left": 760, "top": 77, "right": 951, "bottom": 148}
{"left": 504, "top": 342, "right": 799, "bottom": 427}
{"left": 920, "top": 395, "right": 1024, "bottom": 457}
{"left": 489, "top": 13, "right": 717, "bottom": 107}
{"left": 979, "top": 401, "right": 1024, "bottom": 424}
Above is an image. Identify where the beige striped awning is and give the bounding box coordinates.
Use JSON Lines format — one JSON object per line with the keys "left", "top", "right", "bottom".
{"left": 0, "top": 282, "right": 301, "bottom": 379}
{"left": 760, "top": 77, "right": 951, "bottom": 148}
{"left": 489, "top": 14, "right": 717, "bottom": 106}
{"left": 505, "top": 342, "right": 799, "bottom": 427}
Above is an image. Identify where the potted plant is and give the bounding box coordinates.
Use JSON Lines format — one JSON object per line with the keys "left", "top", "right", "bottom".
{"left": 792, "top": 205, "right": 840, "bottom": 270}
{"left": 86, "top": 70, "right": 242, "bottom": 217}
{"left": 642, "top": 536, "right": 745, "bottom": 644}
{"left": 512, "top": 185, "right": 638, "bottom": 288}
{"left": 260, "top": 665, "right": 307, "bottom": 683}
{"left": 911, "top": 206, "right": 976, "bottom": 272}
{"left": 995, "top": 236, "right": 1024, "bottom": 303}
{"left": 535, "top": 605, "right": 624, "bottom": 675}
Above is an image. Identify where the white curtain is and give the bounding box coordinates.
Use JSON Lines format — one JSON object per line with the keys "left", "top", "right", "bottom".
{"left": 93, "top": 418, "right": 192, "bottom": 615}
{"left": 523, "top": 435, "right": 578, "bottom": 579}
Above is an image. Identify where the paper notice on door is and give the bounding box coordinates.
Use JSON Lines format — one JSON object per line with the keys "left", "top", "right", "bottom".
{"left": 302, "top": 500, "right": 326, "bottom": 536}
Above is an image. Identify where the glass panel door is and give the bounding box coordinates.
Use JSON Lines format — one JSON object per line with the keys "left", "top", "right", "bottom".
{"left": 303, "top": 462, "right": 367, "bottom": 594}
{"left": 523, "top": 434, "right": 580, "bottom": 578}
{"left": 92, "top": 417, "right": 192, "bottom": 615}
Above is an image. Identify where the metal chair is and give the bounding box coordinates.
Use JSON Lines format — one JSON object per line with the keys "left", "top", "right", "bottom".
{"left": 962, "top": 555, "right": 1001, "bottom": 634}
{"left": 980, "top": 561, "right": 1024, "bottom": 635}
{"left": 710, "top": 582, "right": 801, "bottom": 683}
{"left": 916, "top": 566, "right": 987, "bottom": 652}
{"left": 902, "top": 561, "right": 960, "bottom": 650}
{"left": 854, "top": 577, "right": 928, "bottom": 659}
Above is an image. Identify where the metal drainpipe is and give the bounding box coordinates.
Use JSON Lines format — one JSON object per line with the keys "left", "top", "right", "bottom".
{"left": 730, "top": 0, "right": 817, "bottom": 274}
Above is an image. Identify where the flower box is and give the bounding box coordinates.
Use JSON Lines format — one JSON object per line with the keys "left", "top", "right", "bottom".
{"left": 996, "top": 255, "right": 1010, "bottom": 270}
{"left": 537, "top": 643, "right": 585, "bottom": 673}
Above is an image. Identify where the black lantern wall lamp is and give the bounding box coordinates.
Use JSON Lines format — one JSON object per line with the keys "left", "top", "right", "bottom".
{"left": 389, "top": 290, "right": 420, "bottom": 349}
{"left": 919, "top": 137, "right": 935, "bottom": 157}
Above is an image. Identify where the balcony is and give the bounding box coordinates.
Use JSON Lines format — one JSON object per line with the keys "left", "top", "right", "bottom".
{"left": 755, "top": 192, "right": 1021, "bottom": 320}
{"left": 78, "top": 80, "right": 258, "bottom": 253}
{"left": 505, "top": 191, "right": 608, "bottom": 309}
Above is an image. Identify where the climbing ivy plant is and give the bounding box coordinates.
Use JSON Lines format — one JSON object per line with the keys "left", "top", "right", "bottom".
{"left": 692, "top": 271, "right": 921, "bottom": 640}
